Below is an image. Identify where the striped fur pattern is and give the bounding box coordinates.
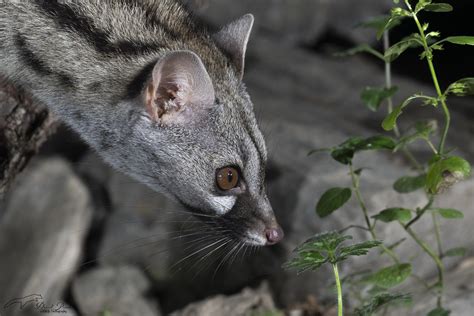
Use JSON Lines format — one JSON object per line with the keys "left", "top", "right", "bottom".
{"left": 0, "top": 0, "right": 281, "bottom": 245}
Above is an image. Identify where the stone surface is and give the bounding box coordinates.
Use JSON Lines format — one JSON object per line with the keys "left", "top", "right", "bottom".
{"left": 72, "top": 265, "right": 161, "bottom": 316}
{"left": 0, "top": 79, "right": 58, "bottom": 197}
{"left": 80, "top": 153, "right": 181, "bottom": 281}
{"left": 0, "top": 158, "right": 92, "bottom": 316}
{"left": 327, "top": 0, "right": 393, "bottom": 44}
{"left": 186, "top": 0, "right": 393, "bottom": 45}
{"left": 172, "top": 282, "right": 277, "bottom": 316}
{"left": 185, "top": 0, "right": 329, "bottom": 44}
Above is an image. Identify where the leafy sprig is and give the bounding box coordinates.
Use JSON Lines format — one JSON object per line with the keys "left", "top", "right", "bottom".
{"left": 287, "top": 1, "right": 473, "bottom": 314}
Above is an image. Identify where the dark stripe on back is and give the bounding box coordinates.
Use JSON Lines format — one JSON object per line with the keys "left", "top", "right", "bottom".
{"left": 15, "top": 33, "right": 76, "bottom": 90}
{"left": 34, "top": 0, "right": 162, "bottom": 56}
{"left": 15, "top": 34, "right": 51, "bottom": 76}
{"left": 124, "top": 59, "right": 158, "bottom": 99}
{"left": 116, "top": 0, "right": 181, "bottom": 40}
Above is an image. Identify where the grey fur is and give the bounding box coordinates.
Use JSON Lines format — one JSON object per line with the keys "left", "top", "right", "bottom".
{"left": 0, "top": 0, "right": 282, "bottom": 245}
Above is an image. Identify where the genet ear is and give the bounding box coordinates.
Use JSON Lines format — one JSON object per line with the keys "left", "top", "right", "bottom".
{"left": 213, "top": 13, "right": 254, "bottom": 81}
{"left": 145, "top": 50, "right": 215, "bottom": 122}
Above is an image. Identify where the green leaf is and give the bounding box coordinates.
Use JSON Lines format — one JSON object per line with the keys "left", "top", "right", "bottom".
{"left": 361, "top": 86, "right": 398, "bottom": 112}
{"left": 283, "top": 232, "right": 349, "bottom": 273}
{"left": 284, "top": 232, "right": 382, "bottom": 274}
{"left": 393, "top": 174, "right": 427, "bottom": 193}
{"left": 358, "top": 15, "right": 390, "bottom": 29}
{"left": 432, "top": 208, "right": 464, "bottom": 219}
{"left": 415, "top": 0, "right": 432, "bottom": 13}
{"left": 444, "top": 247, "right": 467, "bottom": 257}
{"left": 426, "top": 156, "right": 471, "bottom": 194}
{"left": 307, "top": 148, "right": 331, "bottom": 156}
{"left": 359, "top": 135, "right": 397, "bottom": 150}
{"left": 316, "top": 188, "right": 352, "bottom": 217}
{"left": 443, "top": 36, "right": 474, "bottom": 46}
{"left": 384, "top": 34, "right": 423, "bottom": 62}
{"left": 354, "top": 293, "right": 412, "bottom": 316}
{"left": 382, "top": 94, "right": 427, "bottom": 131}
{"left": 445, "top": 78, "right": 474, "bottom": 96}
{"left": 382, "top": 103, "right": 404, "bottom": 131}
{"left": 372, "top": 208, "right": 412, "bottom": 223}
{"left": 426, "top": 31, "right": 441, "bottom": 41}
{"left": 385, "top": 238, "right": 407, "bottom": 251}
{"left": 424, "top": 3, "right": 453, "bottom": 12}
{"left": 100, "top": 310, "right": 112, "bottom": 316}
{"left": 359, "top": 15, "right": 405, "bottom": 42}
{"left": 338, "top": 240, "right": 382, "bottom": 262}
{"left": 376, "top": 8, "right": 410, "bottom": 40}
{"left": 297, "top": 232, "right": 351, "bottom": 254}
{"left": 431, "top": 43, "right": 444, "bottom": 51}
{"left": 283, "top": 250, "right": 328, "bottom": 274}
{"left": 368, "top": 263, "right": 412, "bottom": 288}
{"left": 330, "top": 136, "right": 396, "bottom": 164}
{"left": 394, "top": 120, "right": 437, "bottom": 152}
{"left": 335, "top": 44, "right": 385, "bottom": 61}
{"left": 331, "top": 137, "right": 364, "bottom": 164}
{"left": 427, "top": 307, "right": 451, "bottom": 316}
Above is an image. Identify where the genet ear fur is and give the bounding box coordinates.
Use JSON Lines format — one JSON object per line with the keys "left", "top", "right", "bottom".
{"left": 145, "top": 50, "right": 215, "bottom": 123}
{"left": 213, "top": 14, "right": 254, "bottom": 80}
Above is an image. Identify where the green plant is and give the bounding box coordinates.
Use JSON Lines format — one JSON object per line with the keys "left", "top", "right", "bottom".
{"left": 285, "top": 1, "right": 474, "bottom": 315}
{"left": 100, "top": 310, "right": 112, "bottom": 316}
{"left": 284, "top": 232, "right": 382, "bottom": 316}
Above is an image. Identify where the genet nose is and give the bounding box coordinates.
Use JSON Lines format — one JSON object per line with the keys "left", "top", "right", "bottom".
{"left": 265, "top": 226, "right": 284, "bottom": 245}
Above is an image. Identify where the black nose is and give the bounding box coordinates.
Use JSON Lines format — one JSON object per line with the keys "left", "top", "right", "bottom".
{"left": 265, "top": 226, "right": 284, "bottom": 245}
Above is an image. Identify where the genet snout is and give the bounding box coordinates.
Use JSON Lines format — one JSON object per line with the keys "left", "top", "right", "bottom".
{"left": 264, "top": 225, "right": 284, "bottom": 245}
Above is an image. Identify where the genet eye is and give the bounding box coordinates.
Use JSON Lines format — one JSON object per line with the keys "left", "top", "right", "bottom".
{"left": 216, "top": 166, "right": 240, "bottom": 191}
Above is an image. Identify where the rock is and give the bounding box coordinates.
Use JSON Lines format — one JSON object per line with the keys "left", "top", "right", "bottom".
{"left": 327, "top": 0, "right": 393, "bottom": 44}
{"left": 0, "top": 158, "right": 92, "bottom": 316}
{"left": 72, "top": 265, "right": 161, "bottom": 316}
{"left": 186, "top": 0, "right": 393, "bottom": 45}
{"left": 171, "top": 282, "right": 277, "bottom": 316}
{"left": 82, "top": 152, "right": 182, "bottom": 281}
{"left": 185, "top": 0, "right": 329, "bottom": 44}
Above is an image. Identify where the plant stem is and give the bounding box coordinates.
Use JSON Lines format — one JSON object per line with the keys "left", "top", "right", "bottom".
{"left": 333, "top": 263, "right": 343, "bottom": 316}
{"left": 384, "top": 30, "right": 397, "bottom": 137}
{"left": 410, "top": 10, "right": 451, "bottom": 155}
{"left": 404, "top": 226, "right": 444, "bottom": 307}
{"left": 383, "top": 30, "right": 424, "bottom": 171}
{"left": 339, "top": 225, "right": 370, "bottom": 233}
{"left": 411, "top": 274, "right": 431, "bottom": 291}
{"left": 349, "top": 164, "right": 372, "bottom": 230}
{"left": 432, "top": 212, "right": 443, "bottom": 257}
{"left": 404, "top": 195, "right": 434, "bottom": 229}
{"left": 349, "top": 164, "right": 400, "bottom": 263}
{"left": 403, "top": 149, "right": 425, "bottom": 172}
{"left": 426, "top": 139, "right": 438, "bottom": 154}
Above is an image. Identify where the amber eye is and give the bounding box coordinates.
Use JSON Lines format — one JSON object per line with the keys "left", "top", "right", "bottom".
{"left": 216, "top": 167, "right": 240, "bottom": 191}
